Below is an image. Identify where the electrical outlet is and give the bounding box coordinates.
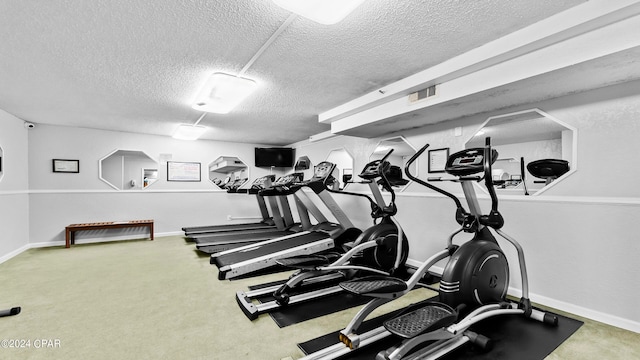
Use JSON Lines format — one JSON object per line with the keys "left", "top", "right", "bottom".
{"left": 227, "top": 215, "right": 232, "bottom": 221}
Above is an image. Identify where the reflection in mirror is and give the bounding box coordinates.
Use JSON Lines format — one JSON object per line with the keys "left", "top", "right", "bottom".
{"left": 208, "top": 156, "right": 248, "bottom": 190}
{"left": 370, "top": 136, "right": 416, "bottom": 192}
{"left": 0, "top": 145, "right": 4, "bottom": 182}
{"left": 466, "top": 109, "right": 576, "bottom": 196}
{"left": 100, "top": 150, "right": 158, "bottom": 190}
{"left": 294, "top": 156, "right": 313, "bottom": 180}
{"left": 325, "top": 148, "right": 353, "bottom": 190}
{"left": 143, "top": 168, "right": 158, "bottom": 188}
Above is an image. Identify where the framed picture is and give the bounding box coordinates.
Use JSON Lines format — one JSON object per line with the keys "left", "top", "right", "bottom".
{"left": 52, "top": 159, "right": 80, "bottom": 173}
{"left": 428, "top": 148, "right": 449, "bottom": 173}
{"left": 167, "top": 161, "right": 201, "bottom": 182}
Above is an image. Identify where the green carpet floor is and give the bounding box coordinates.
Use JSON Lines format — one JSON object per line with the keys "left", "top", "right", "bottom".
{"left": 0, "top": 236, "right": 638, "bottom": 359}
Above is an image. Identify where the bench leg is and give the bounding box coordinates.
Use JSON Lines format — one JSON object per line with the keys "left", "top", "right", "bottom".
{"left": 150, "top": 223, "right": 154, "bottom": 240}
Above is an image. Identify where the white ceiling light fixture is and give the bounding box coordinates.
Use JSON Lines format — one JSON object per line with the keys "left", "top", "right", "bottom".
{"left": 191, "top": 72, "right": 258, "bottom": 114}
{"left": 173, "top": 113, "right": 208, "bottom": 140}
{"left": 172, "top": 124, "right": 208, "bottom": 140}
{"left": 272, "top": 0, "right": 365, "bottom": 25}
{"left": 182, "top": 13, "right": 296, "bottom": 140}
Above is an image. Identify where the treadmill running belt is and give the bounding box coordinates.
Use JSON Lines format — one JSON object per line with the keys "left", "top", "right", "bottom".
{"left": 194, "top": 230, "right": 294, "bottom": 246}
{"left": 213, "top": 231, "right": 330, "bottom": 268}
{"left": 184, "top": 222, "right": 273, "bottom": 235}
{"left": 298, "top": 304, "right": 582, "bottom": 360}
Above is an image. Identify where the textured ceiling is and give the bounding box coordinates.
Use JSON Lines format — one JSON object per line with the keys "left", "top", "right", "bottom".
{"left": 0, "top": 0, "right": 586, "bottom": 145}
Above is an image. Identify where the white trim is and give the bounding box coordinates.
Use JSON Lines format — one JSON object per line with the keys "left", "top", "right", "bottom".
{"left": 337, "top": 188, "right": 640, "bottom": 207}
{"left": 30, "top": 231, "right": 182, "bottom": 250}
{"left": 396, "top": 191, "right": 640, "bottom": 207}
{"left": 406, "top": 258, "right": 640, "bottom": 333}
{"left": 27, "top": 189, "right": 226, "bottom": 194}
{"left": 309, "top": 130, "right": 339, "bottom": 143}
{"left": 527, "top": 292, "right": 640, "bottom": 333}
{"left": 0, "top": 244, "right": 30, "bottom": 265}
{"left": 1, "top": 231, "right": 182, "bottom": 264}
{"left": 0, "top": 190, "right": 30, "bottom": 195}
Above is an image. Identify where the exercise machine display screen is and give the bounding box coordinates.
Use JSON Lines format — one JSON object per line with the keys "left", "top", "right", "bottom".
{"left": 452, "top": 155, "right": 482, "bottom": 166}
{"left": 313, "top": 162, "right": 333, "bottom": 179}
{"left": 273, "top": 173, "right": 302, "bottom": 186}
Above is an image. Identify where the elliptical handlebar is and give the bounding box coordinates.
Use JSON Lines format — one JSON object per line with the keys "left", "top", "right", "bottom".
{"left": 484, "top": 137, "right": 499, "bottom": 213}
{"left": 324, "top": 149, "right": 398, "bottom": 218}
{"left": 404, "top": 143, "right": 464, "bottom": 210}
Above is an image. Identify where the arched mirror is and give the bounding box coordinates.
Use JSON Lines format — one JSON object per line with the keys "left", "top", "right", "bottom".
{"left": 325, "top": 148, "right": 354, "bottom": 190}
{"left": 0, "top": 145, "right": 4, "bottom": 182}
{"left": 466, "top": 108, "right": 577, "bottom": 196}
{"left": 369, "top": 136, "right": 416, "bottom": 192}
{"left": 99, "top": 150, "right": 159, "bottom": 190}
{"left": 208, "top": 156, "right": 248, "bottom": 190}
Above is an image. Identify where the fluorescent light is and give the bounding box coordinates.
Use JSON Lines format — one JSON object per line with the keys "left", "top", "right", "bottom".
{"left": 173, "top": 124, "right": 207, "bottom": 140}
{"left": 272, "top": 0, "right": 365, "bottom": 25}
{"left": 191, "top": 72, "right": 258, "bottom": 114}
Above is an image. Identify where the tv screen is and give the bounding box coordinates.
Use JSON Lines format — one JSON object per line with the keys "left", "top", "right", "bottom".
{"left": 255, "top": 147, "right": 295, "bottom": 168}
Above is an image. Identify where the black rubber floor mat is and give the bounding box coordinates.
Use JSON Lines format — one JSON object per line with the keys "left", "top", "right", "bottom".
{"left": 298, "top": 305, "right": 583, "bottom": 360}
{"left": 248, "top": 280, "right": 371, "bottom": 328}
{"left": 246, "top": 268, "right": 415, "bottom": 327}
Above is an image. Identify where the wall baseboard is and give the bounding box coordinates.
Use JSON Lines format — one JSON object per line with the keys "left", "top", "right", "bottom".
{"left": 28, "top": 231, "right": 184, "bottom": 248}
{"left": 2, "top": 232, "right": 185, "bottom": 263}
{"left": 405, "top": 259, "right": 639, "bottom": 333}
{"left": 0, "top": 244, "right": 31, "bottom": 265}
{"left": 528, "top": 292, "right": 640, "bottom": 334}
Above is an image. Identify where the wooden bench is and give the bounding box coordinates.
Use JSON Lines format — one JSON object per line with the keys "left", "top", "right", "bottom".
{"left": 65, "top": 220, "right": 154, "bottom": 248}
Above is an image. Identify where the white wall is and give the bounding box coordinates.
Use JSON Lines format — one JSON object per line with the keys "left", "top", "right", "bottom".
{"left": 3, "top": 79, "right": 639, "bottom": 331}
{"left": 0, "top": 109, "right": 30, "bottom": 261}
{"left": 27, "top": 125, "right": 282, "bottom": 244}
{"left": 292, "top": 80, "right": 640, "bottom": 332}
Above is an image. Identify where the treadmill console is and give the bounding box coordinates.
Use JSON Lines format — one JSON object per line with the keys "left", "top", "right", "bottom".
{"left": 226, "top": 178, "right": 247, "bottom": 193}
{"left": 311, "top": 162, "right": 336, "bottom": 181}
{"left": 446, "top": 148, "right": 498, "bottom": 177}
{"left": 272, "top": 172, "right": 304, "bottom": 186}
{"left": 359, "top": 159, "right": 389, "bottom": 180}
{"left": 250, "top": 175, "right": 276, "bottom": 190}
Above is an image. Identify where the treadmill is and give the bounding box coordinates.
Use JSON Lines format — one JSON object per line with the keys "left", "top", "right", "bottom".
{"left": 193, "top": 172, "right": 325, "bottom": 254}
{"left": 187, "top": 175, "right": 296, "bottom": 243}
{"left": 211, "top": 161, "right": 363, "bottom": 280}
{"left": 182, "top": 175, "right": 283, "bottom": 236}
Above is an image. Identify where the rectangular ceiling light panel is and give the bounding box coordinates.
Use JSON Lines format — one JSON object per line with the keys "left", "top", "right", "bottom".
{"left": 192, "top": 72, "right": 258, "bottom": 114}
{"left": 173, "top": 124, "right": 207, "bottom": 140}
{"left": 272, "top": 0, "right": 365, "bottom": 25}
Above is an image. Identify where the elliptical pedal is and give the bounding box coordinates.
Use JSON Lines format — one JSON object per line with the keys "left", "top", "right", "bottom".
{"left": 383, "top": 302, "right": 457, "bottom": 338}
{"left": 275, "top": 253, "right": 339, "bottom": 269}
{"left": 340, "top": 275, "right": 407, "bottom": 295}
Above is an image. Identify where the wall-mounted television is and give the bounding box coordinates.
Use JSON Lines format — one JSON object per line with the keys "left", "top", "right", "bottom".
{"left": 255, "top": 147, "right": 295, "bottom": 168}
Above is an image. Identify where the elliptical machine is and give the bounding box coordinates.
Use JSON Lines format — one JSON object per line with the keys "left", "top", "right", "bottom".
{"left": 299, "top": 138, "right": 557, "bottom": 360}
{"left": 235, "top": 149, "right": 409, "bottom": 320}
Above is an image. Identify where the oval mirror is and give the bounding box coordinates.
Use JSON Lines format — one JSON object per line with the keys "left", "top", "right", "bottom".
{"left": 325, "top": 148, "right": 354, "bottom": 190}
{"left": 369, "top": 136, "right": 416, "bottom": 192}
{"left": 208, "top": 156, "right": 248, "bottom": 190}
{"left": 99, "top": 150, "right": 159, "bottom": 190}
{"left": 466, "top": 108, "right": 577, "bottom": 196}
